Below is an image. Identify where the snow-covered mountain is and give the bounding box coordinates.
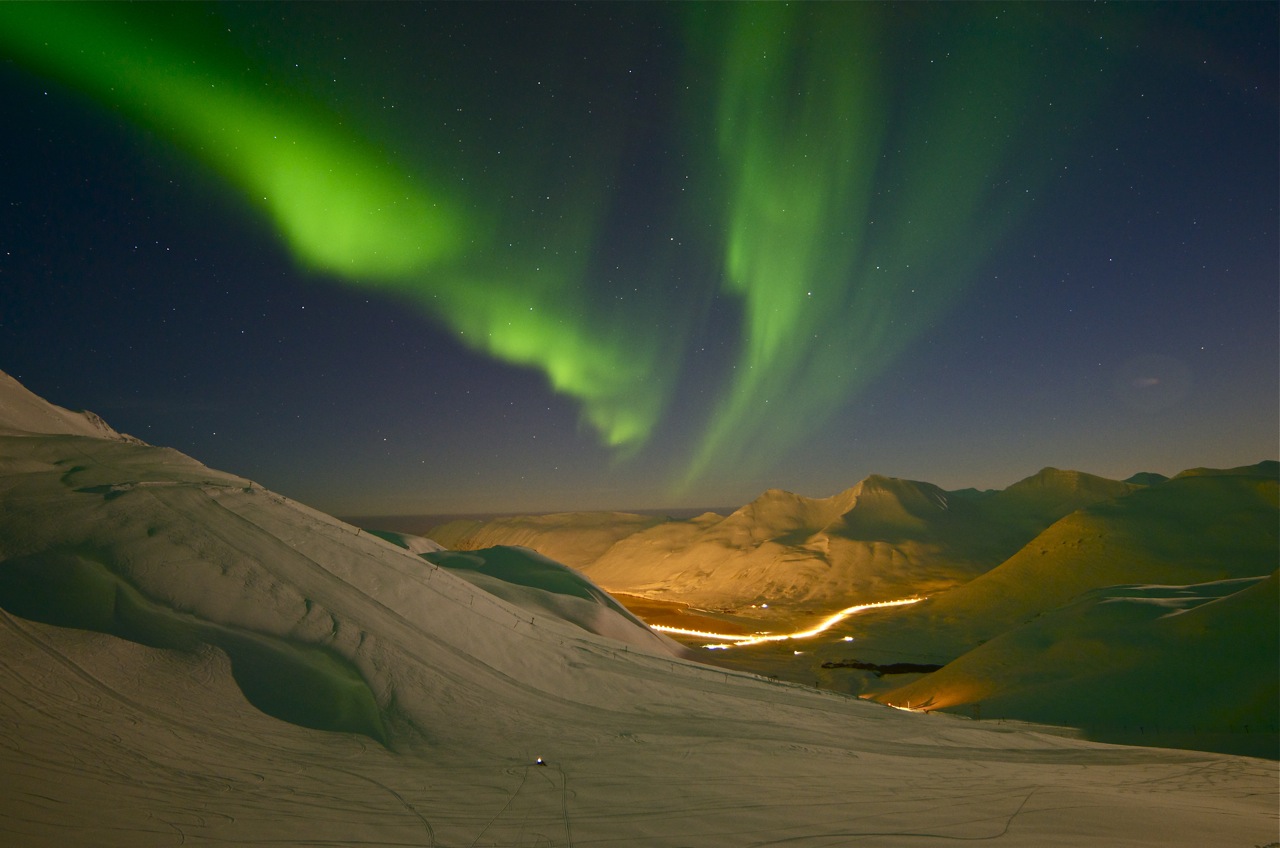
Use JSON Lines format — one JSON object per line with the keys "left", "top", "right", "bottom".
{"left": 424, "top": 451, "right": 1278, "bottom": 761}
{"left": 0, "top": 369, "right": 139, "bottom": 440}
{"left": 836, "top": 463, "right": 1280, "bottom": 658}
{"left": 0, "top": 369, "right": 1275, "bottom": 846}
{"left": 429, "top": 468, "right": 1144, "bottom": 609}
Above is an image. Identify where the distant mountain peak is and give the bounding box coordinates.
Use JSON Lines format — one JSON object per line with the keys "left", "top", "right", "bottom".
{"left": 1020, "top": 466, "right": 1088, "bottom": 486}
{"left": 1004, "top": 467, "right": 1132, "bottom": 497}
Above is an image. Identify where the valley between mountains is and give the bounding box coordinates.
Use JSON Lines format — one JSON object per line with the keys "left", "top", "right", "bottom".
{"left": 423, "top": 462, "right": 1279, "bottom": 758}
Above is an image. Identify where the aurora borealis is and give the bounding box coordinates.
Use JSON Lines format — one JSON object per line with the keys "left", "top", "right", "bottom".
{"left": 681, "top": 3, "right": 1073, "bottom": 486}
{"left": 1, "top": 3, "right": 1276, "bottom": 515}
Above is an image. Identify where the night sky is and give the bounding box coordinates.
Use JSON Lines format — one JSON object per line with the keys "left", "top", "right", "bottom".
{"left": 1, "top": 3, "right": 1276, "bottom": 516}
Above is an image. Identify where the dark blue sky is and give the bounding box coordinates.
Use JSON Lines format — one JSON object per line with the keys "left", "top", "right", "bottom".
{"left": 1, "top": 3, "right": 1275, "bottom": 516}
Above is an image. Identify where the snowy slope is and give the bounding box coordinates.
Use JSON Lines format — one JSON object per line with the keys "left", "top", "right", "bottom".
{"left": 0, "top": 369, "right": 1276, "bottom": 847}
{"left": 876, "top": 573, "right": 1279, "bottom": 759}
{"left": 0, "top": 368, "right": 137, "bottom": 440}
{"left": 423, "top": 545, "right": 688, "bottom": 657}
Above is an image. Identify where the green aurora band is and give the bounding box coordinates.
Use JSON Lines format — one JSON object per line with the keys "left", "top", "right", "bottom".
{"left": 680, "top": 4, "right": 1068, "bottom": 488}
{"left": 2, "top": 3, "right": 1094, "bottom": 496}
{"left": 0, "top": 3, "right": 673, "bottom": 451}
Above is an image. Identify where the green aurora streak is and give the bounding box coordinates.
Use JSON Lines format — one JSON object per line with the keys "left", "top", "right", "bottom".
{"left": 680, "top": 4, "right": 1064, "bottom": 488}
{"left": 2, "top": 4, "right": 1091, "bottom": 496}
{"left": 0, "top": 3, "right": 672, "bottom": 451}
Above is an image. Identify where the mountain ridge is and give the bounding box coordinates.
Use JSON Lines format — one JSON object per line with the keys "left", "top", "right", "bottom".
{"left": 428, "top": 466, "right": 1160, "bottom": 610}
{"left": 0, "top": 369, "right": 140, "bottom": 442}
{"left": 823, "top": 460, "right": 1279, "bottom": 658}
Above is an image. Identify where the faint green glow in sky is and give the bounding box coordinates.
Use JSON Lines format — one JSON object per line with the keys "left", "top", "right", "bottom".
{"left": 0, "top": 3, "right": 670, "bottom": 451}
{"left": 679, "top": 4, "right": 1052, "bottom": 489}
{"left": 2, "top": 3, "right": 1078, "bottom": 495}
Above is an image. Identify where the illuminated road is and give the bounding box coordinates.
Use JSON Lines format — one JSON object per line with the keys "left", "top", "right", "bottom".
{"left": 651, "top": 597, "right": 924, "bottom": 649}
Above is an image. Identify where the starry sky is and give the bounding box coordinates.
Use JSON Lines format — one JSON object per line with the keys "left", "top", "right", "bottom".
{"left": 1, "top": 2, "right": 1276, "bottom": 517}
